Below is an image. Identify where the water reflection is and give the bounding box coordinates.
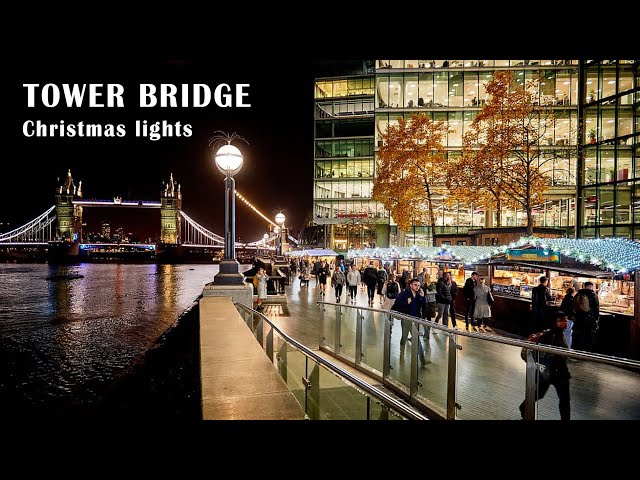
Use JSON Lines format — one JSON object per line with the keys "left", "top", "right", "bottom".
{"left": 0, "top": 263, "right": 222, "bottom": 413}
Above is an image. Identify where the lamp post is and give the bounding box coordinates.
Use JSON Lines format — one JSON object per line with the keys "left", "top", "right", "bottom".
{"left": 273, "top": 225, "right": 281, "bottom": 257}
{"left": 212, "top": 141, "right": 244, "bottom": 285}
{"left": 275, "top": 212, "right": 285, "bottom": 256}
{"left": 262, "top": 233, "right": 269, "bottom": 257}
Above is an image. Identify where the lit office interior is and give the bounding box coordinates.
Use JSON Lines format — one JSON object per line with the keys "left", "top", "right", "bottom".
{"left": 580, "top": 60, "right": 639, "bottom": 239}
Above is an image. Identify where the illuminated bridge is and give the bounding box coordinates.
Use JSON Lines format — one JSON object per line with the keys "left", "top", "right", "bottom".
{"left": 0, "top": 170, "right": 298, "bottom": 260}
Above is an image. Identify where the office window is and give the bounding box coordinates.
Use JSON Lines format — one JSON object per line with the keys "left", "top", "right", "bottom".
{"left": 405, "top": 74, "right": 418, "bottom": 107}
{"left": 434, "top": 72, "right": 449, "bottom": 106}
{"left": 448, "top": 112, "right": 463, "bottom": 147}
{"left": 418, "top": 73, "right": 433, "bottom": 107}
{"left": 449, "top": 72, "right": 464, "bottom": 107}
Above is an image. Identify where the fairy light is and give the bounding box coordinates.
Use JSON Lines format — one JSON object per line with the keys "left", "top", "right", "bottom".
{"left": 235, "top": 190, "right": 278, "bottom": 227}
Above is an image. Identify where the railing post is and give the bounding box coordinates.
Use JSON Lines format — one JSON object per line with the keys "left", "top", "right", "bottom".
{"left": 319, "top": 300, "right": 325, "bottom": 349}
{"left": 383, "top": 313, "right": 392, "bottom": 378}
{"left": 277, "top": 339, "right": 287, "bottom": 383}
{"left": 305, "top": 359, "right": 320, "bottom": 420}
{"left": 524, "top": 351, "right": 538, "bottom": 420}
{"left": 256, "top": 316, "right": 264, "bottom": 348}
{"left": 447, "top": 332, "right": 458, "bottom": 420}
{"left": 410, "top": 321, "right": 419, "bottom": 398}
{"left": 355, "top": 306, "right": 363, "bottom": 366}
{"left": 335, "top": 304, "right": 342, "bottom": 356}
{"left": 266, "top": 326, "right": 274, "bottom": 363}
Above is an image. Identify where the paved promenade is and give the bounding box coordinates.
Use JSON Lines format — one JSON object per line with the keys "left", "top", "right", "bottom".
{"left": 259, "top": 274, "right": 640, "bottom": 420}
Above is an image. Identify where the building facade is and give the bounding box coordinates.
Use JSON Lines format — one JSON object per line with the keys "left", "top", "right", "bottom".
{"left": 578, "top": 60, "right": 639, "bottom": 238}
{"left": 314, "top": 60, "right": 639, "bottom": 251}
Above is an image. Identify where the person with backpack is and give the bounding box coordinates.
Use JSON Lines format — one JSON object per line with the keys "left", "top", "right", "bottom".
{"left": 376, "top": 266, "right": 388, "bottom": 305}
{"left": 331, "top": 268, "right": 346, "bottom": 303}
{"left": 381, "top": 274, "right": 401, "bottom": 310}
{"left": 519, "top": 311, "right": 571, "bottom": 420}
{"left": 572, "top": 281, "right": 599, "bottom": 352}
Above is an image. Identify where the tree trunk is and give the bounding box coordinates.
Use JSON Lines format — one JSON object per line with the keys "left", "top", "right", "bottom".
{"left": 526, "top": 208, "right": 534, "bottom": 236}
{"left": 496, "top": 197, "right": 502, "bottom": 227}
{"left": 425, "top": 183, "right": 437, "bottom": 246}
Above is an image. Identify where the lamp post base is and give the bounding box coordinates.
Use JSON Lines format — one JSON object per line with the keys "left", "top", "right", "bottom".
{"left": 211, "top": 259, "right": 245, "bottom": 285}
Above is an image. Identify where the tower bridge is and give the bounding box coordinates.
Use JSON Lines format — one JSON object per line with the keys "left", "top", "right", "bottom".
{"left": 0, "top": 170, "right": 297, "bottom": 262}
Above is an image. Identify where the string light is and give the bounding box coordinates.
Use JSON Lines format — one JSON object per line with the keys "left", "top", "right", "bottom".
{"left": 345, "top": 236, "right": 640, "bottom": 274}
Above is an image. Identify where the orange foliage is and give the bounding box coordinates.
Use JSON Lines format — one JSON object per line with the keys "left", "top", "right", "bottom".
{"left": 373, "top": 114, "right": 449, "bottom": 236}
{"left": 450, "top": 71, "right": 554, "bottom": 235}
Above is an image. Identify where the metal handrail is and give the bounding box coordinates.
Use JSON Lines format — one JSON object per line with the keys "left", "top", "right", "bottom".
{"left": 317, "top": 301, "right": 640, "bottom": 371}
{"left": 234, "top": 302, "right": 428, "bottom": 420}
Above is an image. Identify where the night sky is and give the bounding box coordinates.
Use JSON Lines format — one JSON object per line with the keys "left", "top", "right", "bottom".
{"left": 7, "top": 50, "right": 328, "bottom": 243}
{"left": 5, "top": 24, "right": 625, "bottom": 243}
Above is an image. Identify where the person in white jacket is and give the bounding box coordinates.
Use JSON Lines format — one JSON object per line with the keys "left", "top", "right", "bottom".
{"left": 346, "top": 264, "right": 361, "bottom": 304}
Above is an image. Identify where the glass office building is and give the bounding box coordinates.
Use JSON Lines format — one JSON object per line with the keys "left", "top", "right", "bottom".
{"left": 579, "top": 60, "right": 639, "bottom": 239}
{"left": 314, "top": 60, "right": 639, "bottom": 250}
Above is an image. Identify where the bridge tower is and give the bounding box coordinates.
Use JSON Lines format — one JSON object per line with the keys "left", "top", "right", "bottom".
{"left": 55, "top": 170, "right": 83, "bottom": 242}
{"left": 160, "top": 173, "right": 182, "bottom": 244}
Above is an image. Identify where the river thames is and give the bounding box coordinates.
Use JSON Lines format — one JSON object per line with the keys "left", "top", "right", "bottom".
{"left": 0, "top": 263, "right": 248, "bottom": 416}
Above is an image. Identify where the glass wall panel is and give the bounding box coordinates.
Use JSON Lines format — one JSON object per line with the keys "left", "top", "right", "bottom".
{"left": 480, "top": 71, "right": 493, "bottom": 103}
{"left": 586, "top": 69, "right": 599, "bottom": 103}
{"left": 434, "top": 72, "right": 449, "bottom": 106}
{"left": 598, "top": 185, "right": 615, "bottom": 225}
{"left": 619, "top": 71, "right": 634, "bottom": 92}
{"left": 618, "top": 109, "right": 633, "bottom": 138}
{"left": 583, "top": 187, "right": 597, "bottom": 226}
{"left": 555, "top": 69, "right": 572, "bottom": 105}
{"left": 448, "top": 112, "right": 463, "bottom": 147}
{"left": 617, "top": 149, "right": 632, "bottom": 181}
{"left": 377, "top": 75, "right": 389, "bottom": 107}
{"left": 601, "top": 108, "right": 616, "bottom": 140}
{"left": 418, "top": 73, "right": 433, "bottom": 107}
{"left": 405, "top": 74, "right": 419, "bottom": 107}
{"left": 615, "top": 183, "right": 632, "bottom": 224}
{"left": 634, "top": 183, "right": 640, "bottom": 224}
{"left": 464, "top": 71, "right": 479, "bottom": 106}
{"left": 449, "top": 72, "right": 464, "bottom": 107}
{"left": 389, "top": 75, "right": 403, "bottom": 108}
{"left": 599, "top": 148, "right": 616, "bottom": 183}
{"left": 601, "top": 69, "right": 617, "bottom": 98}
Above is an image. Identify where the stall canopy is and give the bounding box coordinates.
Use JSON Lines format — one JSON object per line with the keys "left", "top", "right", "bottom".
{"left": 286, "top": 248, "right": 338, "bottom": 257}
{"left": 347, "top": 236, "right": 640, "bottom": 274}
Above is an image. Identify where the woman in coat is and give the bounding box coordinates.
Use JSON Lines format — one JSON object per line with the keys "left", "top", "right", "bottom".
{"left": 255, "top": 267, "right": 268, "bottom": 311}
{"left": 473, "top": 277, "right": 494, "bottom": 332}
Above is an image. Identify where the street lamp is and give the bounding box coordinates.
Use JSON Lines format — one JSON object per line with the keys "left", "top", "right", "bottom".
{"left": 262, "top": 233, "right": 269, "bottom": 256}
{"left": 211, "top": 134, "right": 245, "bottom": 285}
{"left": 275, "top": 212, "right": 285, "bottom": 256}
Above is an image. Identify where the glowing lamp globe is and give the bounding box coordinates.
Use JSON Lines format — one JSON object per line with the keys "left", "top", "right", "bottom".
{"left": 263, "top": 233, "right": 269, "bottom": 241}
{"left": 214, "top": 144, "right": 244, "bottom": 176}
{"left": 275, "top": 212, "right": 286, "bottom": 225}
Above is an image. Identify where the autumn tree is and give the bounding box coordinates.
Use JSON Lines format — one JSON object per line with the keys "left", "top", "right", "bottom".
{"left": 450, "top": 71, "right": 556, "bottom": 235}
{"left": 373, "top": 114, "right": 449, "bottom": 243}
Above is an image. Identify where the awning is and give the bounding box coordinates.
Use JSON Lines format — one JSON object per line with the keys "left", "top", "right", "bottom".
{"left": 286, "top": 248, "right": 338, "bottom": 257}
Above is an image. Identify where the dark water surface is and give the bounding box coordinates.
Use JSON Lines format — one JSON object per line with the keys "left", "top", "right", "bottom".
{"left": 0, "top": 263, "right": 230, "bottom": 416}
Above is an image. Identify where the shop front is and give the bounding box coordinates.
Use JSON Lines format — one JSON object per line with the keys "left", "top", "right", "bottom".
{"left": 348, "top": 238, "right": 640, "bottom": 359}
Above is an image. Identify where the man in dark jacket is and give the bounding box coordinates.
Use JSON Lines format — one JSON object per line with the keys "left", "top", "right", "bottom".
{"left": 362, "top": 262, "right": 379, "bottom": 307}
{"left": 519, "top": 311, "right": 571, "bottom": 420}
{"left": 435, "top": 272, "right": 453, "bottom": 328}
{"left": 463, "top": 272, "right": 478, "bottom": 330}
{"left": 393, "top": 278, "right": 428, "bottom": 365}
{"left": 572, "top": 282, "right": 599, "bottom": 352}
{"left": 531, "top": 276, "right": 552, "bottom": 328}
